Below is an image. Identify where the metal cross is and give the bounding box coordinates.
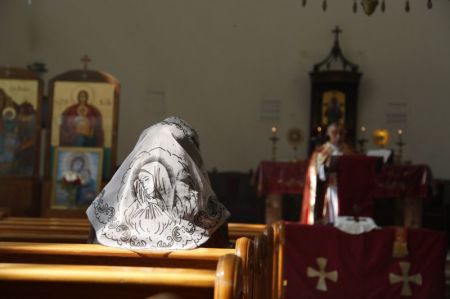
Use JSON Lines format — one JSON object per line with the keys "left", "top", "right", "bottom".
{"left": 307, "top": 257, "right": 338, "bottom": 291}
{"left": 81, "top": 55, "right": 92, "bottom": 71}
{"left": 332, "top": 26, "right": 342, "bottom": 42}
{"left": 389, "top": 261, "right": 422, "bottom": 296}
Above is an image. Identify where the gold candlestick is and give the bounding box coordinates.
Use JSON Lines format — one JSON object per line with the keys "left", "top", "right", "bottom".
{"left": 269, "top": 127, "right": 279, "bottom": 161}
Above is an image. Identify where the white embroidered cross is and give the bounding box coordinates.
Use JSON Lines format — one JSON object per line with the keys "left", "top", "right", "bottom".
{"left": 306, "top": 257, "right": 338, "bottom": 291}
{"left": 389, "top": 261, "right": 422, "bottom": 296}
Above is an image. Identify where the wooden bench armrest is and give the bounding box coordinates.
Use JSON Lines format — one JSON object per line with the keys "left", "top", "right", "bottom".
{"left": 215, "top": 254, "right": 244, "bottom": 299}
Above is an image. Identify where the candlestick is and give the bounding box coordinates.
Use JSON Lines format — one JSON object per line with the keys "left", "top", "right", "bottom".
{"left": 287, "top": 128, "right": 303, "bottom": 162}
{"left": 313, "top": 125, "right": 323, "bottom": 148}
{"left": 269, "top": 127, "right": 279, "bottom": 161}
{"left": 358, "top": 125, "right": 368, "bottom": 153}
{"left": 396, "top": 129, "right": 406, "bottom": 165}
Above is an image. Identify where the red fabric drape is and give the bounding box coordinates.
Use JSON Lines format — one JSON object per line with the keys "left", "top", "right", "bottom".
{"left": 256, "top": 161, "right": 432, "bottom": 200}
{"left": 375, "top": 164, "right": 433, "bottom": 199}
{"left": 336, "top": 155, "right": 380, "bottom": 218}
{"left": 255, "top": 160, "right": 307, "bottom": 197}
{"left": 284, "top": 223, "right": 446, "bottom": 299}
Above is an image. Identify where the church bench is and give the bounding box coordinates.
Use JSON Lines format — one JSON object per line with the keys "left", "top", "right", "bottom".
{"left": 0, "top": 254, "right": 243, "bottom": 299}
{"left": 228, "top": 222, "right": 267, "bottom": 240}
{"left": 0, "top": 218, "right": 276, "bottom": 299}
{"left": 0, "top": 237, "right": 254, "bottom": 299}
{"left": 0, "top": 217, "right": 267, "bottom": 240}
{"left": 0, "top": 216, "right": 90, "bottom": 226}
{"left": 0, "top": 223, "right": 89, "bottom": 234}
{"left": 0, "top": 231, "right": 88, "bottom": 243}
{"left": 271, "top": 221, "right": 285, "bottom": 299}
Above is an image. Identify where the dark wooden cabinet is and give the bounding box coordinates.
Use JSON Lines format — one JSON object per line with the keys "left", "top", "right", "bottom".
{"left": 308, "top": 27, "right": 362, "bottom": 154}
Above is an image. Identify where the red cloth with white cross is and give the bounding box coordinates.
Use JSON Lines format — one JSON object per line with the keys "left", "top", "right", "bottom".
{"left": 284, "top": 223, "right": 446, "bottom": 299}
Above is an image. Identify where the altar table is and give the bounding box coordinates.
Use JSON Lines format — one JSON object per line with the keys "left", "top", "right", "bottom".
{"left": 255, "top": 161, "right": 307, "bottom": 224}
{"left": 255, "top": 160, "right": 433, "bottom": 226}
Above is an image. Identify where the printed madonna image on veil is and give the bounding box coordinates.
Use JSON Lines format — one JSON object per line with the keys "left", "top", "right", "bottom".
{"left": 51, "top": 81, "right": 115, "bottom": 178}
{"left": 52, "top": 147, "right": 103, "bottom": 209}
{"left": 0, "top": 79, "right": 39, "bottom": 176}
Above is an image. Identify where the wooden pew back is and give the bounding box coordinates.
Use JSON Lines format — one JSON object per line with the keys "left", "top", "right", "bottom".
{"left": 0, "top": 254, "right": 243, "bottom": 299}
{"left": 0, "top": 237, "right": 253, "bottom": 299}
{"left": 0, "top": 217, "right": 278, "bottom": 299}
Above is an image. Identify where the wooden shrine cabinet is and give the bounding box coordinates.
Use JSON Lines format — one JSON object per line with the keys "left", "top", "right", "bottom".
{"left": 42, "top": 67, "right": 120, "bottom": 217}
{"left": 308, "top": 27, "right": 362, "bottom": 155}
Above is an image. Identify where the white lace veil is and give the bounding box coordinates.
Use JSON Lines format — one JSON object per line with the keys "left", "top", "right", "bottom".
{"left": 86, "top": 117, "right": 230, "bottom": 249}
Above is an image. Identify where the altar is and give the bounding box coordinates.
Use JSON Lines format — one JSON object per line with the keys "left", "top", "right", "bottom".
{"left": 255, "top": 160, "right": 308, "bottom": 224}
{"left": 255, "top": 160, "right": 433, "bottom": 227}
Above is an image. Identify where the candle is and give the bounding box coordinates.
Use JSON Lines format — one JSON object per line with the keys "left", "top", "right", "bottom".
{"left": 361, "top": 126, "right": 367, "bottom": 140}
{"left": 397, "top": 129, "right": 403, "bottom": 144}
{"left": 317, "top": 126, "right": 322, "bottom": 133}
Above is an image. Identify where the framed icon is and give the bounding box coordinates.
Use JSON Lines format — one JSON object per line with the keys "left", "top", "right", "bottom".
{"left": 0, "top": 74, "right": 41, "bottom": 177}
{"left": 51, "top": 147, "right": 103, "bottom": 209}
{"left": 47, "top": 67, "right": 120, "bottom": 182}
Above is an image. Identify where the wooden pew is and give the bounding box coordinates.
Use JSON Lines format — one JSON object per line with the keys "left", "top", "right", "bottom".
{"left": 0, "top": 218, "right": 266, "bottom": 241}
{"left": 0, "top": 237, "right": 253, "bottom": 299}
{"left": 0, "top": 254, "right": 243, "bottom": 299}
{"left": 0, "top": 216, "right": 88, "bottom": 224}
{"left": 0, "top": 207, "right": 9, "bottom": 220}
{"left": 0, "top": 217, "right": 88, "bottom": 243}
{"left": 0, "top": 217, "right": 277, "bottom": 299}
{"left": 271, "top": 221, "right": 285, "bottom": 299}
{"left": 0, "top": 218, "right": 270, "bottom": 243}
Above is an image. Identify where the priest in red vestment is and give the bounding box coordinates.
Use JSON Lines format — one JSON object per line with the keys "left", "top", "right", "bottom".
{"left": 300, "top": 122, "right": 354, "bottom": 224}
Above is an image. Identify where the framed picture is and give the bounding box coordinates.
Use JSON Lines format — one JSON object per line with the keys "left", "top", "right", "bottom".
{"left": 51, "top": 81, "right": 115, "bottom": 148}
{"left": 50, "top": 80, "right": 116, "bottom": 179}
{"left": 51, "top": 147, "right": 103, "bottom": 209}
{"left": 0, "top": 73, "right": 41, "bottom": 177}
{"left": 0, "top": 67, "right": 43, "bottom": 217}
{"left": 321, "top": 90, "right": 346, "bottom": 127}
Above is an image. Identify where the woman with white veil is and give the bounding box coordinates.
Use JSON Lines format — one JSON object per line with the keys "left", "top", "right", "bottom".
{"left": 87, "top": 117, "right": 230, "bottom": 250}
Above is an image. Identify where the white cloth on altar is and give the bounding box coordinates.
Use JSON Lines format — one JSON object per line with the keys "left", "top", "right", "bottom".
{"left": 86, "top": 117, "right": 230, "bottom": 250}
{"left": 334, "top": 216, "right": 379, "bottom": 235}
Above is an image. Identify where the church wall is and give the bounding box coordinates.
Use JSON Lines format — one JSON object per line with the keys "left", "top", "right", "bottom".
{"left": 0, "top": 1, "right": 33, "bottom": 66}
{"left": 1, "top": 0, "right": 449, "bottom": 178}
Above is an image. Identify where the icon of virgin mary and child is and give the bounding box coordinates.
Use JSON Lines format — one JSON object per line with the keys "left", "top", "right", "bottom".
{"left": 60, "top": 89, "right": 104, "bottom": 147}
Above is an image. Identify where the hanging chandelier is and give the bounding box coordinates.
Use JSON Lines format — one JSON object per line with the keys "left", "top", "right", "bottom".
{"left": 301, "top": 0, "right": 436, "bottom": 16}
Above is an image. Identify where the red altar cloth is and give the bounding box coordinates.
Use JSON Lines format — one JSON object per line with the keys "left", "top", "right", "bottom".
{"left": 336, "top": 155, "right": 380, "bottom": 218}
{"left": 256, "top": 161, "right": 433, "bottom": 200}
{"left": 255, "top": 160, "right": 307, "bottom": 197}
{"left": 284, "top": 223, "right": 446, "bottom": 299}
{"left": 375, "top": 164, "right": 433, "bottom": 199}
